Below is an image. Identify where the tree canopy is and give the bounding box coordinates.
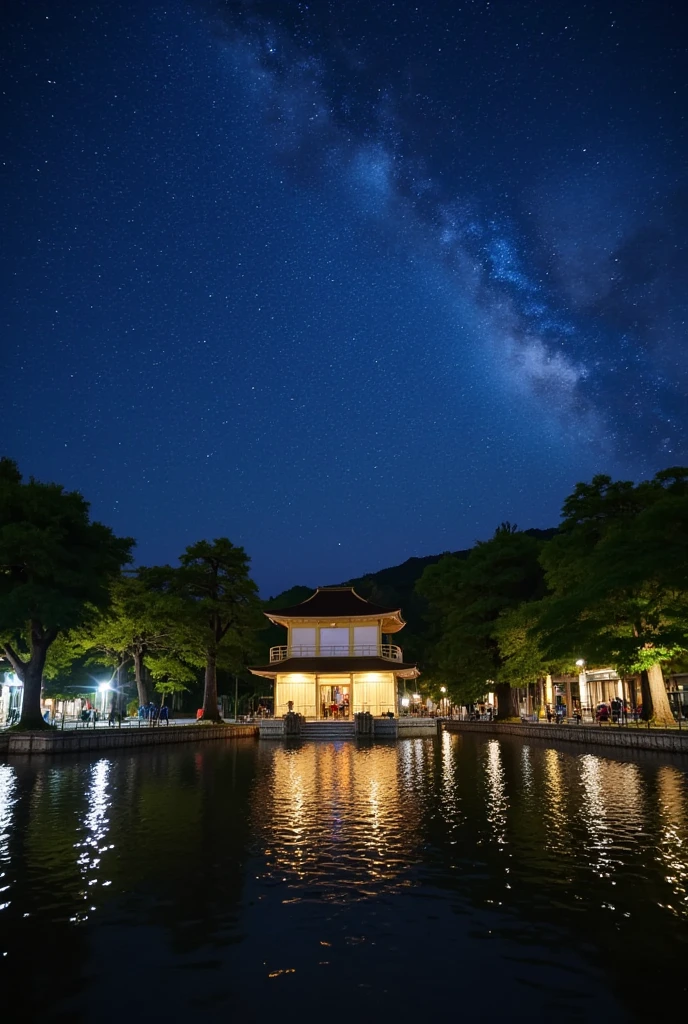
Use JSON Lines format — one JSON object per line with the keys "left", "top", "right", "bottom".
{"left": 0, "top": 458, "right": 134, "bottom": 727}
{"left": 145, "top": 539, "right": 263, "bottom": 722}
{"left": 533, "top": 470, "right": 688, "bottom": 724}
{"left": 414, "top": 471, "right": 688, "bottom": 725}
{"left": 417, "top": 524, "right": 546, "bottom": 709}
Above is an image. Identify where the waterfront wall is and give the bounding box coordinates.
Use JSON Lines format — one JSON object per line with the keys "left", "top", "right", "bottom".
{"left": 1, "top": 723, "right": 258, "bottom": 756}
{"left": 395, "top": 718, "right": 438, "bottom": 738}
{"left": 443, "top": 720, "right": 688, "bottom": 755}
{"left": 257, "top": 717, "right": 439, "bottom": 740}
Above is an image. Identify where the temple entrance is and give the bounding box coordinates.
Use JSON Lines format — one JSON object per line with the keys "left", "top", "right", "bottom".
{"left": 319, "top": 682, "right": 351, "bottom": 719}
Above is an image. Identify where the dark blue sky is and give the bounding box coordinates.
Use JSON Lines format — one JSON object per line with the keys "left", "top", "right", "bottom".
{"left": 3, "top": 0, "right": 687, "bottom": 594}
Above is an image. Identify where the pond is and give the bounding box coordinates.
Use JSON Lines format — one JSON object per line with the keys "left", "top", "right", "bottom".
{"left": 0, "top": 733, "right": 687, "bottom": 1022}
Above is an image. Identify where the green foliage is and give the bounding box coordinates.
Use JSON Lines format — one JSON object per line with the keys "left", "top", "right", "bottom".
{"left": 417, "top": 526, "right": 546, "bottom": 701}
{"left": 0, "top": 458, "right": 134, "bottom": 639}
{"left": 146, "top": 538, "right": 263, "bottom": 720}
{"left": 0, "top": 458, "right": 134, "bottom": 727}
{"left": 147, "top": 539, "right": 263, "bottom": 669}
{"left": 149, "top": 653, "right": 194, "bottom": 703}
{"left": 534, "top": 469, "right": 688, "bottom": 674}
{"left": 67, "top": 575, "right": 193, "bottom": 673}
{"left": 494, "top": 602, "right": 574, "bottom": 686}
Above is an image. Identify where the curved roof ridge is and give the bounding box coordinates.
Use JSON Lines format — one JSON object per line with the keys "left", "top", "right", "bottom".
{"left": 265, "top": 585, "right": 404, "bottom": 623}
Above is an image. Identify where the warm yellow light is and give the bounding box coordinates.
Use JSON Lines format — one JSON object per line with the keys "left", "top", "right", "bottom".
{"left": 282, "top": 673, "right": 312, "bottom": 683}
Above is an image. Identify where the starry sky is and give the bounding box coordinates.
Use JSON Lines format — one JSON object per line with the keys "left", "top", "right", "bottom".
{"left": 3, "top": 0, "right": 687, "bottom": 595}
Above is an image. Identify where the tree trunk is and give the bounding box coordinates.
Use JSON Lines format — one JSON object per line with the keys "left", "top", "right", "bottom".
{"left": 201, "top": 648, "right": 222, "bottom": 722}
{"left": 495, "top": 683, "right": 519, "bottom": 720}
{"left": 18, "top": 632, "right": 51, "bottom": 730}
{"left": 640, "top": 670, "right": 652, "bottom": 720}
{"left": 645, "top": 662, "right": 675, "bottom": 727}
{"left": 133, "top": 650, "right": 149, "bottom": 707}
{"left": 494, "top": 683, "right": 510, "bottom": 719}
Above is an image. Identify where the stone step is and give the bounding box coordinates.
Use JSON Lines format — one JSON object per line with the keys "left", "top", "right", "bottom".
{"left": 302, "top": 724, "right": 355, "bottom": 738}
{"left": 303, "top": 726, "right": 355, "bottom": 732}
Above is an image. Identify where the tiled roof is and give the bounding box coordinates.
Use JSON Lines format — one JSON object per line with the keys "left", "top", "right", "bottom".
{"left": 249, "top": 656, "right": 418, "bottom": 677}
{"left": 266, "top": 586, "right": 401, "bottom": 619}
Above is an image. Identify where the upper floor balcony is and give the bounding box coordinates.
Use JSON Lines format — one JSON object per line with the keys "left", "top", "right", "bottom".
{"left": 269, "top": 644, "right": 404, "bottom": 663}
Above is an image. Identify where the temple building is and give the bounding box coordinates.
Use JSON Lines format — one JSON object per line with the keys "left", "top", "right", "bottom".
{"left": 250, "top": 587, "right": 419, "bottom": 719}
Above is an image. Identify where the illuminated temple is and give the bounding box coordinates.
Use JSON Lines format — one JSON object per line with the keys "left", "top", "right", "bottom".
{"left": 250, "top": 587, "right": 419, "bottom": 719}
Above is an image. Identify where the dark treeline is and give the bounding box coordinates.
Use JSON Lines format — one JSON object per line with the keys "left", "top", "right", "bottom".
{"left": 0, "top": 459, "right": 263, "bottom": 728}
{"left": 345, "top": 470, "right": 688, "bottom": 725}
{"left": 2, "top": 458, "right": 687, "bottom": 728}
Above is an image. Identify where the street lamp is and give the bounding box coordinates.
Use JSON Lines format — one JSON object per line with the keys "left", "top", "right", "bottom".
{"left": 575, "top": 660, "right": 588, "bottom": 719}
{"left": 98, "top": 681, "right": 111, "bottom": 718}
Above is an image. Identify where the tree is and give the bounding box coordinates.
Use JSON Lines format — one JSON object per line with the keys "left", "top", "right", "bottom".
{"left": 494, "top": 601, "right": 574, "bottom": 714}
{"left": 148, "top": 654, "right": 195, "bottom": 707}
{"left": 535, "top": 469, "right": 688, "bottom": 726}
{"left": 67, "top": 575, "right": 190, "bottom": 708}
{"left": 417, "top": 525, "right": 546, "bottom": 714}
{"left": 0, "top": 459, "right": 134, "bottom": 728}
{"left": 147, "top": 539, "right": 262, "bottom": 723}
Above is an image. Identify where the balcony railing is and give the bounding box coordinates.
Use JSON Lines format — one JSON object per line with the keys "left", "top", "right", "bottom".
{"left": 269, "top": 644, "right": 404, "bottom": 663}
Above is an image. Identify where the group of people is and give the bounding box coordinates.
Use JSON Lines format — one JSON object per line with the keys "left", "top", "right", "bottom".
{"left": 138, "top": 702, "right": 170, "bottom": 723}
{"left": 462, "top": 703, "right": 494, "bottom": 720}
{"left": 545, "top": 703, "right": 572, "bottom": 723}
{"left": 595, "top": 698, "right": 640, "bottom": 723}
{"left": 544, "top": 698, "right": 643, "bottom": 724}
{"left": 322, "top": 692, "right": 350, "bottom": 718}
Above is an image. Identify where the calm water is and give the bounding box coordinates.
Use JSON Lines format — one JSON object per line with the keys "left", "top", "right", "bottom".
{"left": 1, "top": 733, "right": 687, "bottom": 1022}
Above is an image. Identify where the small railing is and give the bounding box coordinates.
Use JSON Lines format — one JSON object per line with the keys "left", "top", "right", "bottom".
{"left": 269, "top": 644, "right": 403, "bottom": 663}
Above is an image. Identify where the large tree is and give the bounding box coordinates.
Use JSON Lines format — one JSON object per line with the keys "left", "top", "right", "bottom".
{"left": 417, "top": 524, "right": 546, "bottom": 714}
{"left": 147, "top": 539, "right": 262, "bottom": 723}
{"left": 0, "top": 459, "right": 134, "bottom": 728}
{"left": 494, "top": 601, "right": 574, "bottom": 714}
{"left": 66, "top": 575, "right": 192, "bottom": 708}
{"left": 535, "top": 469, "right": 688, "bottom": 726}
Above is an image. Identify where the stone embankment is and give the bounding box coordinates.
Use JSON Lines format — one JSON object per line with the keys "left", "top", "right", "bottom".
{"left": 0, "top": 723, "right": 258, "bottom": 756}
{"left": 258, "top": 716, "right": 439, "bottom": 739}
{"left": 443, "top": 720, "right": 688, "bottom": 754}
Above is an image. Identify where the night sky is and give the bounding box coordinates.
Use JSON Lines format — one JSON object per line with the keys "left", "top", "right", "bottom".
{"left": 3, "top": 1, "right": 687, "bottom": 594}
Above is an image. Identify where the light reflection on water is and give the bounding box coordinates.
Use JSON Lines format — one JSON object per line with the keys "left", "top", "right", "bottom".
{"left": 72, "top": 759, "right": 113, "bottom": 923}
{"left": 0, "top": 763, "right": 16, "bottom": 915}
{"left": 252, "top": 742, "right": 421, "bottom": 899}
{"left": 656, "top": 765, "right": 688, "bottom": 918}
{"left": 542, "top": 747, "right": 568, "bottom": 855}
{"left": 0, "top": 735, "right": 687, "bottom": 1020}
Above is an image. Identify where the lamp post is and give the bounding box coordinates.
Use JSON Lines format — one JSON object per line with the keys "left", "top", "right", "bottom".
{"left": 440, "top": 685, "right": 447, "bottom": 718}
{"left": 98, "top": 682, "right": 111, "bottom": 721}
{"left": 575, "top": 659, "right": 588, "bottom": 720}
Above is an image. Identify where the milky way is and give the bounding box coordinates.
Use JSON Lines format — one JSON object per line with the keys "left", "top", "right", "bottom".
{"left": 3, "top": 1, "right": 686, "bottom": 592}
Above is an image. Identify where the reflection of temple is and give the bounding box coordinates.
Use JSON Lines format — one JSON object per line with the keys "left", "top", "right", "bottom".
{"left": 251, "top": 741, "right": 423, "bottom": 894}
{"left": 250, "top": 587, "right": 419, "bottom": 719}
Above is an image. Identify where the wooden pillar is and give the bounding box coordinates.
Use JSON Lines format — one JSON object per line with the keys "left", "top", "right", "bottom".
{"left": 545, "top": 674, "right": 553, "bottom": 706}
